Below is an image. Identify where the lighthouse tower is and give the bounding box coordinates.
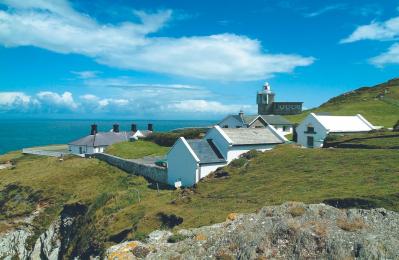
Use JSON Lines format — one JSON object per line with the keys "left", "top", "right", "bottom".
{"left": 257, "top": 82, "right": 275, "bottom": 115}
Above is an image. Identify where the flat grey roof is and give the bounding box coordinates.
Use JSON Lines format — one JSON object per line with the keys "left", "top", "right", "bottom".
{"left": 221, "top": 127, "right": 284, "bottom": 145}
{"left": 69, "top": 131, "right": 130, "bottom": 147}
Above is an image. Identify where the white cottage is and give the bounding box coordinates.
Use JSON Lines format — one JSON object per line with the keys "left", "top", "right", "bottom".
{"left": 218, "top": 111, "right": 294, "bottom": 135}
{"left": 167, "top": 125, "right": 287, "bottom": 187}
{"left": 69, "top": 123, "right": 153, "bottom": 156}
{"left": 296, "top": 113, "right": 375, "bottom": 148}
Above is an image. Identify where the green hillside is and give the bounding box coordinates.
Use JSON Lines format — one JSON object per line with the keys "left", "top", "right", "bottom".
{"left": 1, "top": 145, "right": 399, "bottom": 256}
{"left": 286, "top": 78, "right": 399, "bottom": 127}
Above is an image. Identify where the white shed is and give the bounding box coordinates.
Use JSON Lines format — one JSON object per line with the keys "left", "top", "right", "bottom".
{"left": 296, "top": 113, "right": 375, "bottom": 148}
{"left": 167, "top": 137, "right": 227, "bottom": 187}
{"left": 167, "top": 125, "right": 287, "bottom": 187}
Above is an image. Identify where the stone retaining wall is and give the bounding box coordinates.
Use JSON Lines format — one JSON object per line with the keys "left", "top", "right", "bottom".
{"left": 91, "top": 153, "right": 168, "bottom": 184}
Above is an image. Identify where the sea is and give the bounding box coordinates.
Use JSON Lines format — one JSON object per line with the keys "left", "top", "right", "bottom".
{"left": 0, "top": 119, "right": 216, "bottom": 155}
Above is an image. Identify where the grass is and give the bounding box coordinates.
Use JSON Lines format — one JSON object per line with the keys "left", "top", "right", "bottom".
{"left": 105, "top": 141, "right": 170, "bottom": 159}
{"left": 1, "top": 144, "right": 399, "bottom": 256}
{"left": 286, "top": 78, "right": 399, "bottom": 127}
{"left": 324, "top": 130, "right": 399, "bottom": 149}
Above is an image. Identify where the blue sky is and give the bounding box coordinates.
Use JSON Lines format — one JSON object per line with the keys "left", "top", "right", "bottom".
{"left": 0, "top": 0, "right": 398, "bottom": 119}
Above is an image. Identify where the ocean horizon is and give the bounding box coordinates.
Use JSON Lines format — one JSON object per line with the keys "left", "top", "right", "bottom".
{"left": 0, "top": 119, "right": 216, "bottom": 155}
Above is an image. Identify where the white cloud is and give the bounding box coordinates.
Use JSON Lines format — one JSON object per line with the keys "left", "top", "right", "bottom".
{"left": 36, "top": 91, "right": 78, "bottom": 110}
{"left": 304, "top": 4, "right": 347, "bottom": 18}
{"left": 341, "top": 17, "right": 399, "bottom": 43}
{"left": 71, "top": 70, "right": 99, "bottom": 79}
{"left": 0, "top": 92, "right": 33, "bottom": 112}
{"left": 0, "top": 0, "right": 314, "bottom": 81}
{"left": 166, "top": 99, "right": 255, "bottom": 114}
{"left": 369, "top": 43, "right": 399, "bottom": 66}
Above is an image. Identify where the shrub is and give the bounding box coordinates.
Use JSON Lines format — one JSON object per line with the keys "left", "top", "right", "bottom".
{"left": 241, "top": 150, "right": 261, "bottom": 160}
{"left": 394, "top": 120, "right": 399, "bottom": 132}
{"left": 337, "top": 217, "right": 366, "bottom": 232}
{"left": 230, "top": 158, "right": 247, "bottom": 168}
{"left": 167, "top": 234, "right": 188, "bottom": 243}
{"left": 288, "top": 205, "right": 306, "bottom": 217}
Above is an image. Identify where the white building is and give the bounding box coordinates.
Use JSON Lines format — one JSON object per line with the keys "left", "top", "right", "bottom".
{"left": 218, "top": 111, "right": 294, "bottom": 135}
{"left": 69, "top": 124, "right": 153, "bottom": 156}
{"left": 167, "top": 125, "right": 287, "bottom": 187}
{"left": 69, "top": 131, "right": 131, "bottom": 156}
{"left": 296, "top": 113, "right": 375, "bottom": 148}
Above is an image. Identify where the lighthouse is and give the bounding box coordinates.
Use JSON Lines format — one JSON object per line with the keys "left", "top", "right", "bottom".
{"left": 257, "top": 82, "right": 275, "bottom": 115}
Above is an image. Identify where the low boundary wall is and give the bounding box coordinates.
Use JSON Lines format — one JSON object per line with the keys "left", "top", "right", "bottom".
{"left": 91, "top": 153, "right": 167, "bottom": 184}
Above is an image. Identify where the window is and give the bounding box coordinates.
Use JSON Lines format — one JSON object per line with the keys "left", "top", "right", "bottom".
{"left": 79, "top": 147, "right": 83, "bottom": 154}
{"left": 307, "top": 136, "right": 314, "bottom": 148}
{"left": 283, "top": 126, "right": 288, "bottom": 131}
{"left": 305, "top": 125, "right": 316, "bottom": 134}
{"left": 236, "top": 126, "right": 242, "bottom": 128}
{"left": 223, "top": 125, "right": 228, "bottom": 128}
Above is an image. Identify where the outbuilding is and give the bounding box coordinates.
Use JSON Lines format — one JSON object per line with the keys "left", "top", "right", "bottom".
{"left": 296, "top": 113, "right": 375, "bottom": 148}
{"left": 167, "top": 125, "right": 287, "bottom": 187}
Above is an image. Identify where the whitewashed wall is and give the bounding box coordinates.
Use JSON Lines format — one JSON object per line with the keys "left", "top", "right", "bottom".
{"left": 167, "top": 138, "right": 199, "bottom": 187}
{"left": 68, "top": 145, "right": 105, "bottom": 156}
{"left": 296, "top": 114, "right": 327, "bottom": 148}
{"left": 227, "top": 145, "right": 274, "bottom": 162}
{"left": 199, "top": 163, "right": 226, "bottom": 179}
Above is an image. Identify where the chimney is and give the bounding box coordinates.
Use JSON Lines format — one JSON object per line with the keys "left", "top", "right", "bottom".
{"left": 90, "top": 124, "right": 98, "bottom": 135}
{"left": 131, "top": 123, "right": 137, "bottom": 132}
{"left": 239, "top": 110, "right": 244, "bottom": 117}
{"left": 148, "top": 123, "right": 153, "bottom": 132}
{"left": 113, "top": 124, "right": 120, "bottom": 133}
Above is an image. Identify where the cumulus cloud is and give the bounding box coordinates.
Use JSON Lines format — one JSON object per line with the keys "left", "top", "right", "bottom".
{"left": 341, "top": 13, "right": 399, "bottom": 67}
{"left": 0, "top": 92, "right": 33, "bottom": 112}
{"left": 341, "top": 17, "right": 399, "bottom": 43}
{"left": 36, "top": 91, "right": 78, "bottom": 110}
{"left": 369, "top": 43, "right": 399, "bottom": 66}
{"left": 0, "top": 0, "right": 314, "bottom": 81}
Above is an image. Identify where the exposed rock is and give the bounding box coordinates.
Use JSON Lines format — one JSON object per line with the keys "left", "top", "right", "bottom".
{"left": 30, "top": 219, "right": 61, "bottom": 259}
{"left": 0, "top": 203, "right": 81, "bottom": 259}
{"left": 105, "top": 202, "right": 399, "bottom": 259}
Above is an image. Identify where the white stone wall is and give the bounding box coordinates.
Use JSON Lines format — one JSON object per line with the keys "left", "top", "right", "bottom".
{"left": 296, "top": 114, "right": 327, "bottom": 148}
{"left": 227, "top": 145, "right": 274, "bottom": 162}
{"left": 199, "top": 163, "right": 226, "bottom": 179}
{"left": 167, "top": 138, "right": 199, "bottom": 187}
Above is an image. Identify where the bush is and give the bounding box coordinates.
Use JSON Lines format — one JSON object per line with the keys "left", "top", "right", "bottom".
{"left": 229, "top": 158, "right": 247, "bottom": 168}
{"left": 288, "top": 205, "right": 306, "bottom": 217}
{"left": 167, "top": 234, "right": 188, "bottom": 243}
{"left": 241, "top": 150, "right": 261, "bottom": 160}
{"left": 394, "top": 120, "right": 399, "bottom": 132}
{"left": 337, "top": 217, "right": 366, "bottom": 232}
{"left": 144, "top": 128, "right": 208, "bottom": 147}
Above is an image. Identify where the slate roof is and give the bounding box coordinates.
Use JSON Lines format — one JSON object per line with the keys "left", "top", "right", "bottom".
{"left": 186, "top": 139, "right": 226, "bottom": 164}
{"left": 258, "top": 115, "right": 292, "bottom": 125}
{"left": 69, "top": 131, "right": 130, "bottom": 147}
{"left": 220, "top": 127, "right": 285, "bottom": 145}
{"left": 221, "top": 114, "right": 292, "bottom": 126}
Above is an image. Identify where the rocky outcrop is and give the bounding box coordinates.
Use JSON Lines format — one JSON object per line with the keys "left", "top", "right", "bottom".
{"left": 0, "top": 203, "right": 84, "bottom": 259}
{"left": 106, "top": 202, "right": 399, "bottom": 259}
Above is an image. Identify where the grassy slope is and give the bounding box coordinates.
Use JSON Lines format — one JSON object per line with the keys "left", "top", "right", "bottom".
{"left": 1, "top": 145, "right": 399, "bottom": 253}
{"left": 285, "top": 78, "right": 399, "bottom": 127}
{"left": 325, "top": 131, "right": 399, "bottom": 148}
{"left": 105, "top": 141, "right": 170, "bottom": 159}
